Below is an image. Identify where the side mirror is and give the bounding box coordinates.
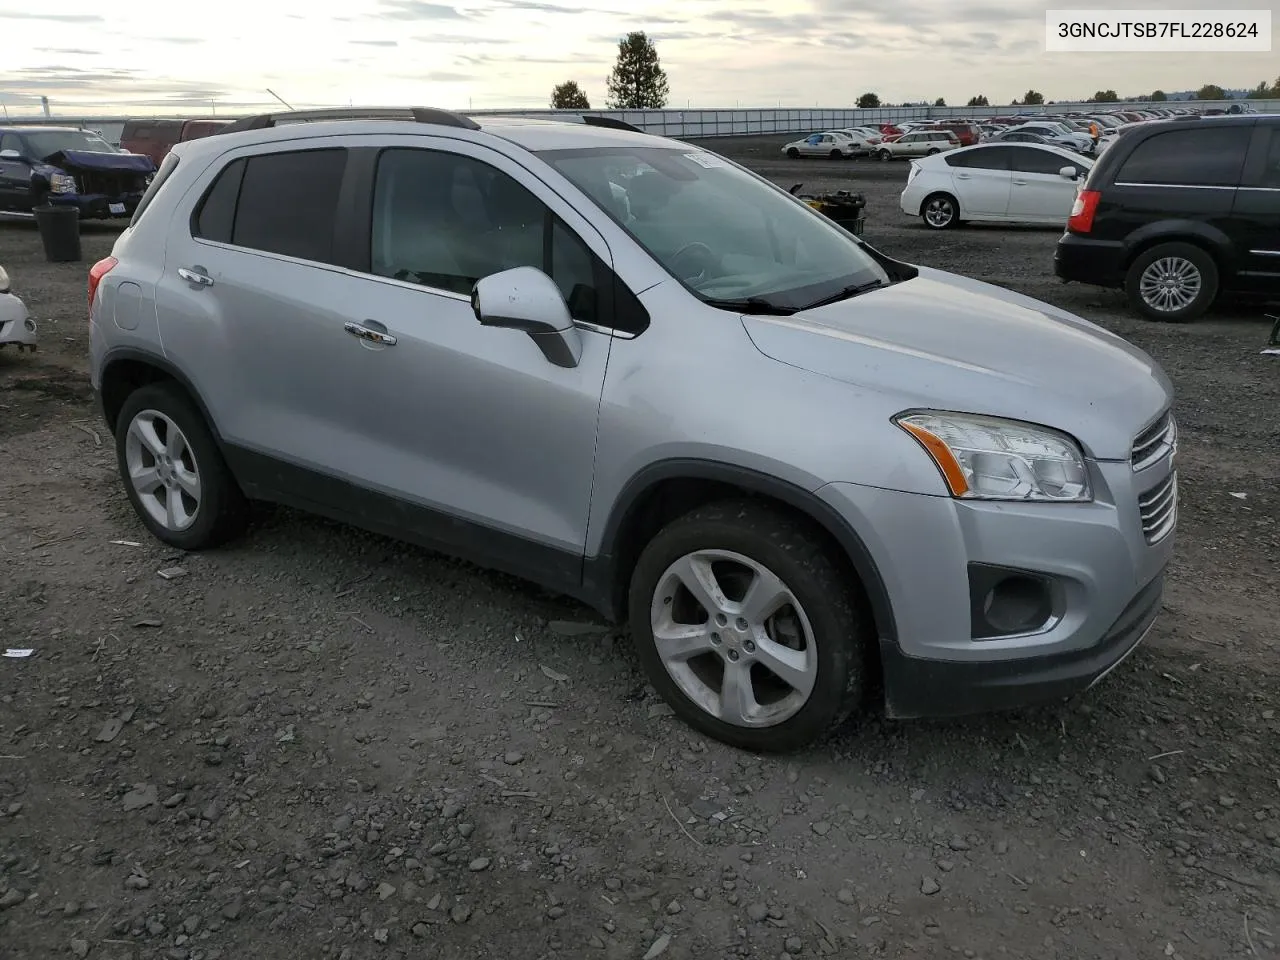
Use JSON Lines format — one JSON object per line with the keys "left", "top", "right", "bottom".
{"left": 0, "top": 149, "right": 25, "bottom": 162}
{"left": 1059, "top": 166, "right": 1078, "bottom": 180}
{"left": 471, "top": 266, "right": 581, "bottom": 369}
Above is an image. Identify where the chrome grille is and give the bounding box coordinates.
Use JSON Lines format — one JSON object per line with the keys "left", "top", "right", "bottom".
{"left": 1131, "top": 411, "right": 1176, "bottom": 471}
{"left": 1138, "top": 472, "right": 1177, "bottom": 544}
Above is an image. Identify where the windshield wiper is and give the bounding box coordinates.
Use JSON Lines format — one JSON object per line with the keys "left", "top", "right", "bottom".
{"left": 702, "top": 296, "right": 796, "bottom": 316}
{"left": 796, "top": 279, "right": 888, "bottom": 311}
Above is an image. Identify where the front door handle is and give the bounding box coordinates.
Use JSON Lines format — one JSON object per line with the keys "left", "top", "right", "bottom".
{"left": 177, "top": 266, "right": 214, "bottom": 286}
{"left": 1012, "top": 179, "right": 1027, "bottom": 186}
{"left": 343, "top": 320, "right": 397, "bottom": 346}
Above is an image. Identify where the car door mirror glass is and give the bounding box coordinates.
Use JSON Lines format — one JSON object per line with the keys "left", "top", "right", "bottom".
{"left": 0, "top": 149, "right": 25, "bottom": 162}
{"left": 471, "top": 265, "right": 582, "bottom": 368}
{"left": 1059, "top": 165, "right": 1077, "bottom": 179}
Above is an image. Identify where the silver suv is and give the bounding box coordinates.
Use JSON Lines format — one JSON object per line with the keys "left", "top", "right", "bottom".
{"left": 88, "top": 107, "right": 1178, "bottom": 752}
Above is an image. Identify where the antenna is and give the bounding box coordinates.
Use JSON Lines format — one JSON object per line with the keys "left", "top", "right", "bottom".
{"left": 266, "top": 88, "right": 296, "bottom": 111}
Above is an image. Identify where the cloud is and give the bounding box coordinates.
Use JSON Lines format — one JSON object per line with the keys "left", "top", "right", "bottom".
{"left": 32, "top": 47, "right": 102, "bottom": 56}
{"left": 377, "top": 1, "right": 469, "bottom": 19}
{"left": 0, "top": 11, "right": 104, "bottom": 22}
{"left": 353, "top": 39, "right": 399, "bottom": 46}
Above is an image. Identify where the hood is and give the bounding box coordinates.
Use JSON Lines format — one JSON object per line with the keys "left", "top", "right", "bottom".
{"left": 44, "top": 149, "right": 156, "bottom": 174}
{"left": 739, "top": 269, "right": 1172, "bottom": 461}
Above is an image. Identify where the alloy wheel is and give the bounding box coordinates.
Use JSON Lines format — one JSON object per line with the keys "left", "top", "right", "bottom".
{"left": 924, "top": 196, "right": 955, "bottom": 228}
{"left": 649, "top": 549, "right": 818, "bottom": 728}
{"left": 125, "top": 409, "right": 202, "bottom": 531}
{"left": 1139, "top": 256, "right": 1201, "bottom": 313}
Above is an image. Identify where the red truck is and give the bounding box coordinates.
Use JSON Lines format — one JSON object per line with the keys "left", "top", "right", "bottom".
{"left": 118, "top": 118, "right": 230, "bottom": 167}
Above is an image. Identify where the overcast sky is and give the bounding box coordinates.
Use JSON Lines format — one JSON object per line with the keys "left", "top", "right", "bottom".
{"left": 1, "top": 0, "right": 1277, "bottom": 116}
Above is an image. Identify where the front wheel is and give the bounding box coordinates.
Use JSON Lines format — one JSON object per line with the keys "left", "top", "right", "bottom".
{"left": 1125, "top": 242, "right": 1219, "bottom": 322}
{"left": 786, "top": 147, "right": 800, "bottom": 159}
{"left": 627, "top": 500, "right": 872, "bottom": 753}
{"left": 926, "top": 148, "right": 941, "bottom": 155}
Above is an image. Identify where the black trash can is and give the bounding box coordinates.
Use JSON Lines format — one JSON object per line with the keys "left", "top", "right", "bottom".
{"left": 33, "top": 204, "right": 82, "bottom": 263}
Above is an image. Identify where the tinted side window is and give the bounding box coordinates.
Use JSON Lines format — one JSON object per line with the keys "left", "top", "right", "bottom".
{"left": 131, "top": 152, "right": 181, "bottom": 226}
{"left": 1117, "top": 128, "right": 1250, "bottom": 187}
{"left": 192, "top": 157, "right": 245, "bottom": 242}
{"left": 946, "top": 147, "right": 1012, "bottom": 171}
{"left": 231, "top": 149, "right": 347, "bottom": 262}
{"left": 1010, "top": 147, "right": 1075, "bottom": 176}
{"left": 370, "top": 147, "right": 604, "bottom": 326}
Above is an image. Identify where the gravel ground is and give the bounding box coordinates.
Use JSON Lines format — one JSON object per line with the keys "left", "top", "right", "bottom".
{"left": 1, "top": 134, "right": 1277, "bottom": 960}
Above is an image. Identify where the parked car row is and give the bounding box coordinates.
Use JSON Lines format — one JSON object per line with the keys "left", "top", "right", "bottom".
{"left": 784, "top": 104, "right": 1238, "bottom": 164}
{"left": 898, "top": 112, "right": 1280, "bottom": 323}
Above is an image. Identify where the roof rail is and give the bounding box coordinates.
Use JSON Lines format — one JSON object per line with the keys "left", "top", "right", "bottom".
{"left": 217, "top": 107, "right": 481, "bottom": 135}
{"left": 578, "top": 115, "right": 646, "bottom": 134}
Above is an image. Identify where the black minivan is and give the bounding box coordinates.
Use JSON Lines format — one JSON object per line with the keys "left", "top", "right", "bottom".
{"left": 1054, "top": 114, "right": 1280, "bottom": 321}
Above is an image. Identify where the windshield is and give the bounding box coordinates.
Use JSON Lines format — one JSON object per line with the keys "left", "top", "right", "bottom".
{"left": 24, "top": 130, "right": 118, "bottom": 160}
{"left": 540, "top": 145, "right": 889, "bottom": 311}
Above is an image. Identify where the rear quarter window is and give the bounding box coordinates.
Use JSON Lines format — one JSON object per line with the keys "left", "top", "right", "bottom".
{"left": 129, "top": 152, "right": 181, "bottom": 226}
{"left": 1116, "top": 127, "right": 1251, "bottom": 187}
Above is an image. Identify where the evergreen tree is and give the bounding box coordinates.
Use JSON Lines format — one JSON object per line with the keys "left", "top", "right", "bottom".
{"left": 605, "top": 32, "right": 669, "bottom": 109}
{"left": 551, "top": 80, "right": 590, "bottom": 109}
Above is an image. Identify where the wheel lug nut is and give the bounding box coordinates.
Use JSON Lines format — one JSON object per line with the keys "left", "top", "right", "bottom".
{"left": 744, "top": 641, "right": 756, "bottom": 653}
{"left": 715, "top": 614, "right": 727, "bottom": 627}
{"left": 735, "top": 617, "right": 749, "bottom": 631}
{"left": 727, "top": 649, "right": 740, "bottom": 662}
{"left": 711, "top": 633, "right": 721, "bottom": 645}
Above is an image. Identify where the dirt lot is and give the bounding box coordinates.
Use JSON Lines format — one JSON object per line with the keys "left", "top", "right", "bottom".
{"left": 1, "top": 135, "right": 1277, "bottom": 960}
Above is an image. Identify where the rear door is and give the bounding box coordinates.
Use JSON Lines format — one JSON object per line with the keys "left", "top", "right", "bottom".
{"left": 1006, "top": 146, "right": 1089, "bottom": 223}
{"left": 1106, "top": 124, "right": 1250, "bottom": 251}
{"left": 1232, "top": 122, "right": 1280, "bottom": 292}
{"left": 944, "top": 146, "right": 1013, "bottom": 216}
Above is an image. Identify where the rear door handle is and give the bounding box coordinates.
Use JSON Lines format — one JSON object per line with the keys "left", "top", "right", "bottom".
{"left": 955, "top": 173, "right": 972, "bottom": 179}
{"left": 344, "top": 320, "right": 397, "bottom": 346}
{"left": 177, "top": 266, "right": 214, "bottom": 286}
{"left": 1012, "top": 179, "right": 1028, "bottom": 186}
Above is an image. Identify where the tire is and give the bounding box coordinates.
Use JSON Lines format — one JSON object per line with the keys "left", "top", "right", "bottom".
{"left": 921, "top": 192, "right": 959, "bottom": 230}
{"left": 1124, "top": 242, "right": 1219, "bottom": 322}
{"left": 829, "top": 149, "right": 842, "bottom": 159}
{"left": 115, "top": 381, "right": 248, "bottom": 550}
{"left": 786, "top": 148, "right": 800, "bottom": 159}
{"left": 877, "top": 149, "right": 892, "bottom": 162}
{"left": 926, "top": 148, "right": 941, "bottom": 155}
{"left": 627, "top": 499, "right": 872, "bottom": 753}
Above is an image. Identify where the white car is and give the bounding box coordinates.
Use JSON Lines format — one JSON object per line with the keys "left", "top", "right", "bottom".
{"left": 898, "top": 142, "right": 1093, "bottom": 230}
{"left": 874, "top": 129, "right": 960, "bottom": 161}
{"left": 833, "top": 128, "right": 881, "bottom": 153}
{"left": 781, "top": 132, "right": 859, "bottom": 159}
{"left": 0, "top": 265, "right": 37, "bottom": 353}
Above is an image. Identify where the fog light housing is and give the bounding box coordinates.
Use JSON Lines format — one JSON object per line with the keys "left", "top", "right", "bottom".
{"left": 969, "top": 564, "right": 1059, "bottom": 639}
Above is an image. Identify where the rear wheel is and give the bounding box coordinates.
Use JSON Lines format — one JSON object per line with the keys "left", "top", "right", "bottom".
{"left": 878, "top": 149, "right": 892, "bottom": 162}
{"left": 1125, "top": 242, "right": 1218, "bottom": 322}
{"left": 829, "top": 149, "right": 842, "bottom": 159}
{"left": 926, "top": 147, "right": 941, "bottom": 155}
{"left": 921, "top": 192, "right": 959, "bottom": 230}
{"left": 627, "top": 500, "right": 872, "bottom": 753}
{"left": 115, "top": 382, "right": 248, "bottom": 550}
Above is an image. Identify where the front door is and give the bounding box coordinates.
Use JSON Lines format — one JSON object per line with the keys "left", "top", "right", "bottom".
{"left": 0, "top": 133, "right": 33, "bottom": 212}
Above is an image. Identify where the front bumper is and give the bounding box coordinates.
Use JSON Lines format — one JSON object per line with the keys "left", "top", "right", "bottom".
{"left": 817, "top": 454, "right": 1176, "bottom": 717}
{"left": 0, "top": 292, "right": 37, "bottom": 349}
{"left": 47, "top": 193, "right": 141, "bottom": 220}
{"left": 879, "top": 567, "right": 1163, "bottom": 717}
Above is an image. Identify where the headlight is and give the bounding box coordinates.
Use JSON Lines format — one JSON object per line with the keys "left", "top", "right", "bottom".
{"left": 49, "top": 173, "right": 77, "bottom": 194}
{"left": 895, "top": 411, "right": 1092, "bottom": 502}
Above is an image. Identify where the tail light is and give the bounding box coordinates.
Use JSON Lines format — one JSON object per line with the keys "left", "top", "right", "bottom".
{"left": 1067, "top": 189, "right": 1101, "bottom": 234}
{"left": 907, "top": 162, "right": 921, "bottom": 184}
{"left": 88, "top": 256, "right": 118, "bottom": 316}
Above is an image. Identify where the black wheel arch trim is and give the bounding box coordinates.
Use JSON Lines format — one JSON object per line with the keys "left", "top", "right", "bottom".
{"left": 1121, "top": 222, "right": 1235, "bottom": 271}
{"left": 98, "top": 345, "right": 224, "bottom": 443}
{"left": 584, "top": 458, "right": 899, "bottom": 646}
